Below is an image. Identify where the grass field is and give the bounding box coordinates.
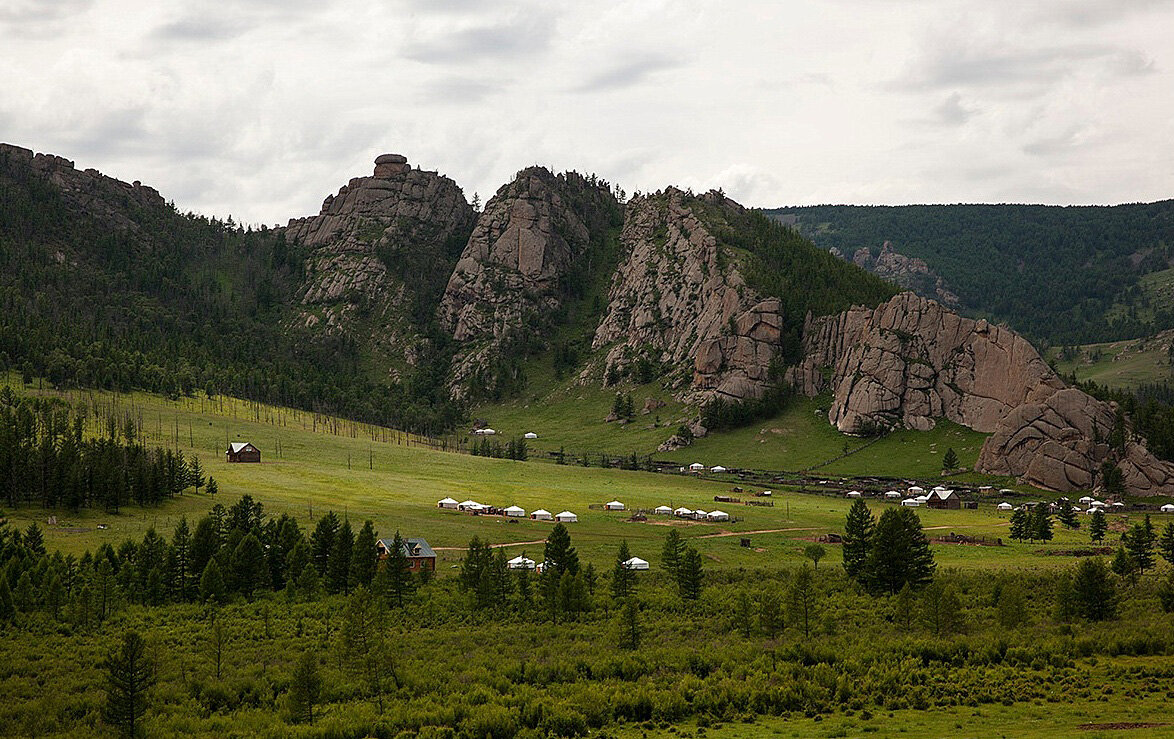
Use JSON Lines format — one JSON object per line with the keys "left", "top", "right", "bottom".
{"left": 1050, "top": 330, "right": 1174, "bottom": 390}
{"left": 5, "top": 381, "right": 1164, "bottom": 575}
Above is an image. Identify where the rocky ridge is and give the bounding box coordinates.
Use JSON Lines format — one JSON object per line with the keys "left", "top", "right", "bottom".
{"left": 792, "top": 292, "right": 1174, "bottom": 494}
{"left": 846, "top": 241, "right": 959, "bottom": 306}
{"left": 439, "top": 167, "right": 619, "bottom": 390}
{"left": 284, "top": 154, "right": 474, "bottom": 373}
{"left": 591, "top": 189, "right": 786, "bottom": 403}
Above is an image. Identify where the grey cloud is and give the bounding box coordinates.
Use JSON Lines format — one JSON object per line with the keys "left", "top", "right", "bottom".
{"left": 573, "top": 55, "right": 681, "bottom": 93}
{"left": 0, "top": 0, "right": 91, "bottom": 23}
{"left": 153, "top": 16, "right": 246, "bottom": 43}
{"left": 417, "top": 77, "right": 504, "bottom": 105}
{"left": 403, "top": 11, "right": 556, "bottom": 64}
{"left": 62, "top": 107, "right": 151, "bottom": 158}
{"left": 1022, "top": 126, "right": 1087, "bottom": 157}
{"left": 933, "top": 92, "right": 976, "bottom": 125}
{"left": 1033, "top": 0, "right": 1174, "bottom": 27}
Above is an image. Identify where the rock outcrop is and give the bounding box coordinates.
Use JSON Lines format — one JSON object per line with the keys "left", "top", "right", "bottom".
{"left": 284, "top": 154, "right": 475, "bottom": 373}
{"left": 849, "top": 241, "right": 959, "bottom": 306}
{"left": 793, "top": 291, "right": 1174, "bottom": 494}
{"left": 439, "top": 167, "right": 619, "bottom": 390}
{"left": 591, "top": 188, "right": 784, "bottom": 402}
{"left": 977, "top": 388, "right": 1174, "bottom": 494}
{"left": 791, "top": 292, "right": 1063, "bottom": 433}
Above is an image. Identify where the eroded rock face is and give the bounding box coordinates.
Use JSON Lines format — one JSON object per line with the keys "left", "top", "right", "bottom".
{"left": 284, "top": 154, "right": 475, "bottom": 373}
{"left": 591, "top": 188, "right": 783, "bottom": 402}
{"left": 438, "top": 167, "right": 619, "bottom": 391}
{"left": 851, "top": 242, "right": 959, "bottom": 306}
{"left": 792, "top": 292, "right": 1064, "bottom": 433}
{"left": 977, "top": 388, "right": 1174, "bottom": 494}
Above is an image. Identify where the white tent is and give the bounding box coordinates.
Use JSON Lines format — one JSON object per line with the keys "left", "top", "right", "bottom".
{"left": 999, "top": 489, "right": 1013, "bottom": 494}
{"left": 915, "top": 495, "right": 929, "bottom": 503}
{"left": 1090, "top": 500, "right": 1106, "bottom": 508}
{"left": 689, "top": 462, "right": 705, "bottom": 472}
{"left": 759, "top": 490, "right": 773, "bottom": 496}
{"left": 654, "top": 505, "right": 673, "bottom": 515}
{"left": 623, "top": 556, "right": 650, "bottom": 570}
{"left": 473, "top": 428, "right": 496, "bottom": 435}
{"left": 674, "top": 507, "right": 692, "bottom": 517}
{"left": 711, "top": 465, "right": 728, "bottom": 473}
{"left": 1162, "top": 504, "right": 1174, "bottom": 513}
{"left": 605, "top": 501, "right": 625, "bottom": 511}
{"left": 504, "top": 505, "right": 526, "bottom": 517}
{"left": 530, "top": 509, "right": 552, "bottom": 520}
{"left": 997, "top": 502, "right": 1013, "bottom": 511}
{"left": 846, "top": 491, "right": 863, "bottom": 498}
{"left": 932, "top": 485, "right": 949, "bottom": 493}
{"left": 885, "top": 491, "right": 902, "bottom": 499}
{"left": 555, "top": 511, "right": 578, "bottom": 523}
{"left": 902, "top": 498, "right": 922, "bottom": 507}
{"left": 437, "top": 497, "right": 459, "bottom": 509}
{"left": 692, "top": 509, "right": 709, "bottom": 519}
{"left": 507, "top": 555, "right": 536, "bottom": 570}
{"left": 458, "top": 500, "right": 485, "bottom": 511}
{"left": 1079, "top": 496, "right": 1094, "bottom": 504}
{"left": 907, "top": 485, "right": 925, "bottom": 494}
{"left": 707, "top": 510, "right": 730, "bottom": 521}
{"left": 523, "top": 432, "right": 538, "bottom": 439}
{"left": 1085, "top": 507, "right": 1103, "bottom": 515}
{"left": 1111, "top": 502, "right": 1126, "bottom": 508}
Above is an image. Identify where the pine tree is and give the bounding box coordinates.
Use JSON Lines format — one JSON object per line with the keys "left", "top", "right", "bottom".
{"left": 199, "top": 559, "right": 226, "bottom": 604}
{"left": 734, "top": 590, "right": 754, "bottom": 637}
{"left": 661, "top": 529, "right": 685, "bottom": 581}
{"left": 328, "top": 519, "right": 354, "bottom": 594}
{"left": 842, "top": 499, "right": 874, "bottom": 582}
{"left": 1111, "top": 547, "right": 1138, "bottom": 583}
{"left": 340, "top": 587, "right": 390, "bottom": 712}
{"left": 1159, "top": 521, "right": 1174, "bottom": 566}
{"left": 24, "top": 522, "right": 45, "bottom": 556}
{"left": 758, "top": 588, "right": 784, "bottom": 639}
{"left": 102, "top": 631, "right": 155, "bottom": 738}
{"left": 1090, "top": 509, "right": 1108, "bottom": 542}
{"left": 863, "top": 507, "right": 936, "bottom": 594}
{"left": 231, "top": 533, "right": 265, "bottom": 598}
{"left": 285, "top": 539, "right": 310, "bottom": 585}
{"left": 351, "top": 520, "right": 378, "bottom": 589}
{"left": 188, "top": 454, "right": 205, "bottom": 493}
{"left": 1009, "top": 507, "right": 1029, "bottom": 541}
{"left": 383, "top": 531, "right": 414, "bottom": 608}
{"left": 942, "top": 447, "right": 958, "bottom": 470}
{"left": 1123, "top": 516, "right": 1157, "bottom": 574}
{"left": 1062, "top": 558, "right": 1118, "bottom": 621}
{"left": 1031, "top": 506, "right": 1053, "bottom": 542}
{"left": 190, "top": 515, "right": 220, "bottom": 578}
{"left": 678, "top": 547, "right": 704, "bottom": 600}
{"left": 611, "top": 540, "right": 637, "bottom": 601}
{"left": 0, "top": 577, "right": 14, "bottom": 622}
{"left": 918, "top": 580, "right": 962, "bottom": 636}
{"left": 787, "top": 566, "right": 817, "bottom": 638}
{"left": 618, "top": 598, "right": 641, "bottom": 650}
{"left": 1057, "top": 503, "right": 1079, "bottom": 530}
{"left": 309, "top": 511, "right": 340, "bottom": 576}
{"left": 543, "top": 523, "right": 580, "bottom": 579}
{"left": 288, "top": 650, "right": 322, "bottom": 724}
{"left": 170, "top": 517, "right": 193, "bottom": 601}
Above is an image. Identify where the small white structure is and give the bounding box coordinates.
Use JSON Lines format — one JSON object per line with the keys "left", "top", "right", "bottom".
{"left": 692, "top": 509, "right": 709, "bottom": 520}
{"left": 999, "top": 489, "right": 1013, "bottom": 495}
{"left": 759, "top": 490, "right": 773, "bottom": 497}
{"left": 885, "top": 491, "right": 902, "bottom": 499}
{"left": 932, "top": 485, "right": 949, "bottom": 494}
{"left": 623, "top": 556, "right": 650, "bottom": 570}
{"left": 915, "top": 495, "right": 929, "bottom": 504}
{"left": 674, "top": 507, "right": 692, "bottom": 517}
{"left": 473, "top": 428, "right": 496, "bottom": 435}
{"left": 437, "top": 497, "right": 459, "bottom": 509}
{"left": 689, "top": 462, "right": 705, "bottom": 472}
{"left": 654, "top": 505, "right": 673, "bottom": 515}
{"left": 997, "top": 502, "right": 1013, "bottom": 511}
{"left": 1162, "top": 504, "right": 1174, "bottom": 513}
{"left": 1111, "top": 502, "right": 1126, "bottom": 508}
{"left": 846, "top": 490, "right": 863, "bottom": 498}
{"left": 605, "top": 500, "right": 626, "bottom": 511}
{"left": 555, "top": 511, "right": 578, "bottom": 523}
{"left": 1079, "top": 496, "right": 1094, "bottom": 504}
{"left": 1085, "top": 507, "right": 1103, "bottom": 515}
{"left": 711, "top": 465, "right": 728, "bottom": 473}
{"left": 507, "top": 555, "right": 536, "bottom": 570}
{"left": 908, "top": 485, "right": 925, "bottom": 495}
{"left": 707, "top": 510, "right": 730, "bottom": 522}
{"left": 1090, "top": 500, "right": 1106, "bottom": 508}
{"left": 531, "top": 509, "right": 552, "bottom": 521}
{"left": 523, "top": 432, "right": 538, "bottom": 439}
{"left": 503, "top": 505, "right": 526, "bottom": 517}
{"left": 458, "top": 500, "right": 485, "bottom": 512}
{"left": 902, "top": 498, "right": 922, "bottom": 507}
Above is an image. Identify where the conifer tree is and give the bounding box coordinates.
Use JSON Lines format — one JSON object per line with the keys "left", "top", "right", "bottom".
{"left": 942, "top": 447, "right": 958, "bottom": 470}
{"left": 188, "top": 455, "right": 205, "bottom": 493}
{"left": 1057, "top": 503, "right": 1079, "bottom": 530}
{"left": 611, "top": 540, "right": 637, "bottom": 601}
{"left": 1061, "top": 558, "right": 1117, "bottom": 621}
{"left": 842, "top": 499, "right": 874, "bottom": 582}
{"left": 102, "top": 631, "right": 154, "bottom": 738}
{"left": 328, "top": 519, "right": 354, "bottom": 594}
{"left": 678, "top": 547, "right": 704, "bottom": 600}
{"left": 661, "top": 529, "right": 685, "bottom": 581}
{"left": 288, "top": 650, "right": 322, "bottom": 724}
{"left": 190, "top": 515, "right": 219, "bottom": 578}
{"left": 0, "top": 577, "right": 14, "bottom": 622}
{"left": 170, "top": 516, "right": 193, "bottom": 601}
{"left": 758, "top": 588, "right": 784, "bottom": 639}
{"left": 1159, "top": 521, "right": 1174, "bottom": 566}
{"left": 863, "top": 507, "right": 936, "bottom": 594}
{"left": 309, "top": 511, "right": 340, "bottom": 576}
{"left": 1031, "top": 506, "right": 1053, "bottom": 542}
{"left": 1090, "top": 509, "right": 1108, "bottom": 542}
{"left": 618, "top": 598, "right": 641, "bottom": 649}
{"left": 788, "top": 566, "right": 818, "bottom": 638}
{"left": 543, "top": 523, "right": 580, "bottom": 579}
{"left": 1123, "top": 516, "right": 1157, "bottom": 574}
{"left": 1009, "top": 507, "right": 1029, "bottom": 541}
{"left": 351, "top": 520, "right": 378, "bottom": 589}
{"left": 24, "top": 522, "right": 45, "bottom": 556}
{"left": 383, "top": 531, "right": 414, "bottom": 608}
{"left": 199, "top": 558, "right": 226, "bottom": 604}
{"left": 231, "top": 532, "right": 265, "bottom": 598}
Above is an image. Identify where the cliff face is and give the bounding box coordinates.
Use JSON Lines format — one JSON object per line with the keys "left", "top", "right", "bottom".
{"left": 591, "top": 188, "right": 786, "bottom": 402}
{"left": 284, "top": 154, "right": 475, "bottom": 374}
{"left": 793, "top": 292, "right": 1174, "bottom": 495}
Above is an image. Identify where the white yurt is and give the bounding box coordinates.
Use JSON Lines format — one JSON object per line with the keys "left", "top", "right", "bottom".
{"left": 902, "top": 498, "right": 922, "bottom": 507}
{"left": 507, "top": 555, "right": 536, "bottom": 570}
{"left": 623, "top": 556, "right": 650, "bottom": 570}
{"left": 759, "top": 490, "right": 773, "bottom": 496}
{"left": 997, "top": 502, "right": 1013, "bottom": 511}
{"left": 1090, "top": 500, "right": 1106, "bottom": 508}
{"left": 654, "top": 505, "right": 673, "bottom": 515}
{"left": 531, "top": 509, "right": 553, "bottom": 521}
{"left": 1111, "top": 502, "right": 1126, "bottom": 508}
{"left": 707, "top": 510, "right": 730, "bottom": 521}
{"left": 458, "top": 500, "right": 484, "bottom": 511}
{"left": 908, "top": 485, "right": 925, "bottom": 495}
{"left": 473, "top": 428, "right": 496, "bottom": 435}
{"left": 523, "top": 432, "right": 538, "bottom": 439}
{"left": 1079, "top": 496, "right": 1094, "bottom": 504}
{"left": 846, "top": 491, "right": 863, "bottom": 498}
{"left": 885, "top": 491, "right": 902, "bottom": 499}
{"left": 1162, "top": 504, "right": 1174, "bottom": 513}
{"left": 711, "top": 465, "right": 728, "bottom": 473}
{"left": 692, "top": 509, "right": 708, "bottom": 520}
{"left": 555, "top": 511, "right": 578, "bottom": 523}
{"left": 1085, "top": 507, "right": 1103, "bottom": 515}
{"left": 504, "top": 505, "right": 526, "bottom": 517}
{"left": 437, "top": 497, "right": 459, "bottom": 509}
{"left": 674, "top": 507, "right": 692, "bottom": 517}
{"left": 605, "top": 500, "right": 625, "bottom": 511}
{"left": 915, "top": 495, "right": 929, "bottom": 503}
{"left": 689, "top": 462, "right": 705, "bottom": 472}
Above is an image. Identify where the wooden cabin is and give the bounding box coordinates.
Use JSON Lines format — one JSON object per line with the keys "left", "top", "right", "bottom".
{"left": 226, "top": 442, "right": 261, "bottom": 463}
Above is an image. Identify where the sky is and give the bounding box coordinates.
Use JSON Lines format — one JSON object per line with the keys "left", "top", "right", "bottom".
{"left": 2, "top": 0, "right": 1172, "bottom": 226}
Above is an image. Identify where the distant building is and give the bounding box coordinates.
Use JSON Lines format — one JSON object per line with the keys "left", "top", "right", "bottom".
{"left": 226, "top": 442, "right": 260, "bottom": 463}
{"left": 926, "top": 489, "right": 960, "bottom": 510}
{"left": 376, "top": 537, "right": 436, "bottom": 572}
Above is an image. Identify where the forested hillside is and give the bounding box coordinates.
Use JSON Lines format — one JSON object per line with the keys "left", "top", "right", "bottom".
{"left": 765, "top": 202, "right": 1174, "bottom": 345}
{"left": 0, "top": 146, "right": 463, "bottom": 434}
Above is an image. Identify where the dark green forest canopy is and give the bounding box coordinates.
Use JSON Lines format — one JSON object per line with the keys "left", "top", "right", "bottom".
{"left": 0, "top": 149, "right": 464, "bottom": 435}
{"left": 764, "top": 202, "right": 1174, "bottom": 345}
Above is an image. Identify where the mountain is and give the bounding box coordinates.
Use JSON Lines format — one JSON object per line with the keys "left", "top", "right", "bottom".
{"left": 2, "top": 143, "right": 1172, "bottom": 494}
{"left": 765, "top": 203, "right": 1174, "bottom": 345}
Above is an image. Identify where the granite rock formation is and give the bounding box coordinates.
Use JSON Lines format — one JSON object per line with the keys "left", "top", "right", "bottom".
{"left": 850, "top": 241, "right": 959, "bottom": 306}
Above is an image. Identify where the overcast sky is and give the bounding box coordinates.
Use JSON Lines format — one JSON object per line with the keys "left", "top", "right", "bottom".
{"left": 2, "top": 0, "right": 1172, "bottom": 225}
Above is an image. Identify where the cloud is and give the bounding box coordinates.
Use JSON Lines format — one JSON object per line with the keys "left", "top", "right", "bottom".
{"left": 1022, "top": 126, "right": 1089, "bottom": 157}
{"left": 0, "top": 0, "right": 92, "bottom": 23}
{"left": 153, "top": 16, "right": 246, "bottom": 43}
{"left": 572, "top": 55, "right": 681, "bottom": 93}
{"left": 1031, "top": 0, "right": 1174, "bottom": 27}
{"left": 402, "top": 10, "right": 557, "bottom": 65}
{"left": 933, "top": 92, "right": 976, "bottom": 125}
